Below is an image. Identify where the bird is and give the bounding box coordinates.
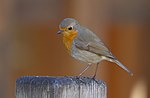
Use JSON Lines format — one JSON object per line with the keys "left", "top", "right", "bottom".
{"left": 57, "top": 18, "right": 133, "bottom": 78}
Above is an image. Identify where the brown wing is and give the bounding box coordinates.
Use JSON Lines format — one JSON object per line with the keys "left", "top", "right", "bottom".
{"left": 74, "top": 38, "right": 115, "bottom": 59}
{"left": 74, "top": 26, "right": 115, "bottom": 59}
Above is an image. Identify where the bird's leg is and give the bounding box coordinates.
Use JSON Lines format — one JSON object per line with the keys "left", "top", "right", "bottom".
{"left": 92, "top": 62, "right": 99, "bottom": 79}
{"left": 79, "top": 64, "right": 92, "bottom": 77}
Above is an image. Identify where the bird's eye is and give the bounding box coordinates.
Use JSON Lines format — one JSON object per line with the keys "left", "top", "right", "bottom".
{"left": 68, "top": 26, "right": 73, "bottom": 30}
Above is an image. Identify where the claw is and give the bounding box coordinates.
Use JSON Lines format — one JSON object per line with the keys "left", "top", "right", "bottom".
{"left": 92, "top": 75, "right": 96, "bottom": 80}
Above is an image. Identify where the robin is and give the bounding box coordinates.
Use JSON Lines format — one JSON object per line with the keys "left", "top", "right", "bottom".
{"left": 57, "top": 18, "right": 133, "bottom": 78}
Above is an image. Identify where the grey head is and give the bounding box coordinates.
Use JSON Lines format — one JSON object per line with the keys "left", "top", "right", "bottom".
{"left": 59, "top": 18, "right": 79, "bottom": 29}
{"left": 57, "top": 18, "right": 80, "bottom": 34}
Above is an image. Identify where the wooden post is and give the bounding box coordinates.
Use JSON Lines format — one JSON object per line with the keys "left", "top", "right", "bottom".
{"left": 16, "top": 76, "right": 107, "bottom": 98}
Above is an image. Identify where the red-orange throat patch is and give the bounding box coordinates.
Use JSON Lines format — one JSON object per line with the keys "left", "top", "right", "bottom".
{"left": 63, "top": 30, "right": 78, "bottom": 51}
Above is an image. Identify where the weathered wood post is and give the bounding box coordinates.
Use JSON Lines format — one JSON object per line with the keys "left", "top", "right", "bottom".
{"left": 16, "top": 76, "right": 107, "bottom": 98}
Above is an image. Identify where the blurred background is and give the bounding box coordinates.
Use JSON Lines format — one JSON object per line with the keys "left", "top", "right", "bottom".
{"left": 0, "top": 0, "right": 149, "bottom": 98}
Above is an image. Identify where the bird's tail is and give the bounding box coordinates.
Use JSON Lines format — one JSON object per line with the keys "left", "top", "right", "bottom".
{"left": 113, "top": 59, "right": 133, "bottom": 76}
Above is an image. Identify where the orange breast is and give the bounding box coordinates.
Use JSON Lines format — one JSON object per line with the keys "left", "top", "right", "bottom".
{"left": 63, "top": 30, "right": 78, "bottom": 52}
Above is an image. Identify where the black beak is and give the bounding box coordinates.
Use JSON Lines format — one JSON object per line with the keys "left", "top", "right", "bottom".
{"left": 57, "top": 30, "right": 63, "bottom": 34}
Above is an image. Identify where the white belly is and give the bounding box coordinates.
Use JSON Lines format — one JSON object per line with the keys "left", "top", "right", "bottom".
{"left": 71, "top": 46, "right": 102, "bottom": 64}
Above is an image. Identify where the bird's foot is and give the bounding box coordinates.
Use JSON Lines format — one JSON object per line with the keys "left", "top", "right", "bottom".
{"left": 76, "top": 75, "right": 86, "bottom": 83}
{"left": 92, "top": 74, "right": 96, "bottom": 80}
{"left": 91, "top": 75, "right": 99, "bottom": 83}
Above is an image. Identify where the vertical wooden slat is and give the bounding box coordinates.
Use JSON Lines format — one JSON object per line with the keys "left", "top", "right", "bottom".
{"left": 16, "top": 76, "right": 107, "bottom": 98}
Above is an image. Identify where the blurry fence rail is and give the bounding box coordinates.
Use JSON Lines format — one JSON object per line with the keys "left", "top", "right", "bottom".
{"left": 16, "top": 76, "right": 107, "bottom": 98}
